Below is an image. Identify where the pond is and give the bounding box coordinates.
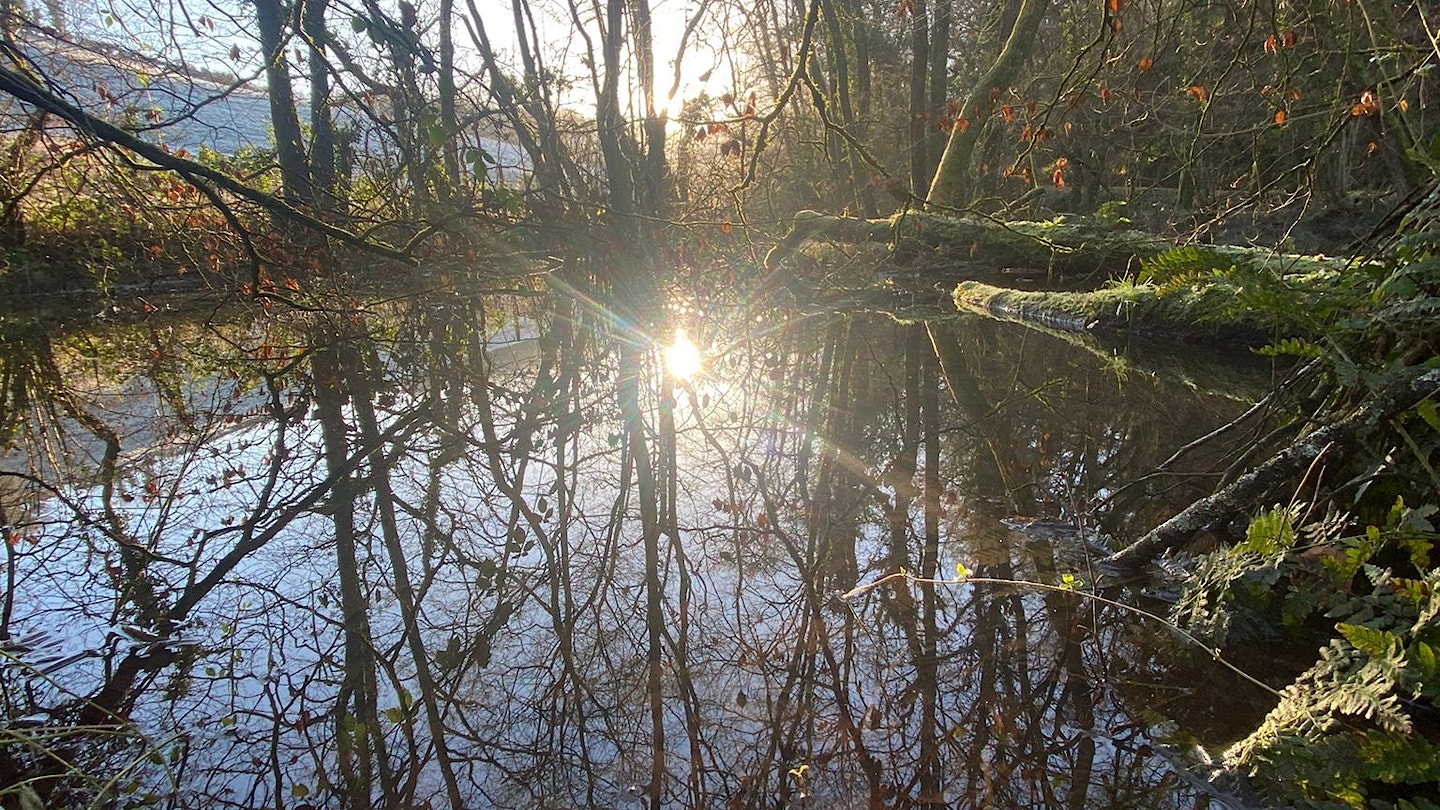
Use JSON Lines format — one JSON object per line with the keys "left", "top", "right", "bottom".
{"left": 0, "top": 281, "right": 1284, "bottom": 808}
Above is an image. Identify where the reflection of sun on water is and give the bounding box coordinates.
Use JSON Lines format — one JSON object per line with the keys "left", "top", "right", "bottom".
{"left": 664, "top": 328, "right": 703, "bottom": 380}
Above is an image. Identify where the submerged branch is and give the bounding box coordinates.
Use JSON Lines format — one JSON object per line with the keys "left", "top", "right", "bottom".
{"left": 1101, "top": 365, "right": 1440, "bottom": 573}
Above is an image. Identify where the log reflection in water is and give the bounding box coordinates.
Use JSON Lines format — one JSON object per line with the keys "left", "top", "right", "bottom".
{"left": 0, "top": 297, "right": 1271, "bottom": 808}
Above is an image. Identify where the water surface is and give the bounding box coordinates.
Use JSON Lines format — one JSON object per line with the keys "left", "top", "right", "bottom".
{"left": 0, "top": 286, "right": 1279, "bottom": 808}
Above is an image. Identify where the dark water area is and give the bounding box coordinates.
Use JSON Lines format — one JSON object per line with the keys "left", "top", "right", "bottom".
{"left": 0, "top": 284, "right": 1284, "bottom": 808}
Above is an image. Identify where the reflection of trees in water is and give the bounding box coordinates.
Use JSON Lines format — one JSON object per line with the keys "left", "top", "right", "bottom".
{"left": 0, "top": 296, "right": 1260, "bottom": 807}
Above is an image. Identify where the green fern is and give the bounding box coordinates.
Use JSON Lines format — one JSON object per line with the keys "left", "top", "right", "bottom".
{"left": 1178, "top": 500, "right": 1440, "bottom": 808}
{"left": 1138, "top": 246, "right": 1238, "bottom": 287}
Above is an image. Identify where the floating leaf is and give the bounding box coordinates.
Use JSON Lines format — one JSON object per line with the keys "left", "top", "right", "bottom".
{"left": 1275, "top": 109, "right": 1287, "bottom": 126}
{"left": 1188, "top": 85, "right": 1208, "bottom": 103}
{"left": 1139, "top": 57, "right": 1153, "bottom": 72}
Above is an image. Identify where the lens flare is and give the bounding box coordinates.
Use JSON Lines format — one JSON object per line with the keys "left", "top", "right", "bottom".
{"left": 664, "top": 328, "right": 703, "bottom": 380}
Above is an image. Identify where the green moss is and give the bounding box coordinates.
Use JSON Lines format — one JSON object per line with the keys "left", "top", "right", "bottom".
{"left": 953, "top": 277, "right": 1303, "bottom": 345}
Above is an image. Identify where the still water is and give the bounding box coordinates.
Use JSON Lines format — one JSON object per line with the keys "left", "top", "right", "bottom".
{"left": 0, "top": 284, "right": 1278, "bottom": 808}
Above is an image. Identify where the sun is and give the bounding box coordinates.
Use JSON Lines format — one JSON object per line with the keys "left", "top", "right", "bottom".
{"left": 663, "top": 328, "right": 703, "bottom": 380}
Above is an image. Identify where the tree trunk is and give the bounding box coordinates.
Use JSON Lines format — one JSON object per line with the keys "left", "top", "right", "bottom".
{"left": 304, "top": 0, "right": 336, "bottom": 216}
{"left": 925, "top": 0, "right": 1050, "bottom": 208}
{"left": 437, "top": 0, "right": 462, "bottom": 201}
{"left": 908, "top": 0, "right": 931, "bottom": 195}
{"left": 631, "top": 0, "right": 668, "bottom": 218}
{"left": 254, "top": 0, "right": 313, "bottom": 204}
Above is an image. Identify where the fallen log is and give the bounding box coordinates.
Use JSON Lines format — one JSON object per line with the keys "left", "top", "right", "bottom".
{"left": 1100, "top": 365, "right": 1440, "bottom": 573}
{"left": 765, "top": 209, "right": 1358, "bottom": 281}
{"left": 951, "top": 280, "right": 1287, "bottom": 345}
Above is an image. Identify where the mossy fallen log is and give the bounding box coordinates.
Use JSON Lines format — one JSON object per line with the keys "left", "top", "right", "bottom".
{"left": 952, "top": 280, "right": 1291, "bottom": 346}
{"left": 765, "top": 209, "right": 1359, "bottom": 281}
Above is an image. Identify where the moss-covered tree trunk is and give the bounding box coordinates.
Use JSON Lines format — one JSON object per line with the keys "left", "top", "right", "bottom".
{"left": 925, "top": 0, "right": 1050, "bottom": 208}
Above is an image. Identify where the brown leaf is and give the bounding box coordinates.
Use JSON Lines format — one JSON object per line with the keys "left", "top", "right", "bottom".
{"left": 1352, "top": 89, "right": 1380, "bottom": 116}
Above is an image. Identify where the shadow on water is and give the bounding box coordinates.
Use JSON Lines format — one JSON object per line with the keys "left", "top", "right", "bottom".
{"left": 0, "top": 284, "right": 1283, "bottom": 808}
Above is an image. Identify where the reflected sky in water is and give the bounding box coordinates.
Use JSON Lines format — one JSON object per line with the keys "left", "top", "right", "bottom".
{"left": 0, "top": 287, "right": 1278, "bottom": 808}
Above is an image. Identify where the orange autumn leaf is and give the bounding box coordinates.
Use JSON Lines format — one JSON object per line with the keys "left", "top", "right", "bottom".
{"left": 1001, "top": 104, "right": 1015, "bottom": 123}
{"left": 1282, "top": 30, "right": 1297, "bottom": 48}
{"left": 1189, "top": 85, "right": 1208, "bottom": 103}
{"left": 1351, "top": 89, "right": 1380, "bottom": 116}
{"left": 721, "top": 221, "right": 732, "bottom": 234}
{"left": 1100, "top": 86, "right": 1112, "bottom": 105}
{"left": 1055, "top": 156, "right": 1070, "bottom": 169}
{"left": 1107, "top": 0, "right": 1122, "bottom": 12}
{"left": 1139, "top": 57, "right": 1153, "bottom": 72}
{"left": 1367, "top": 141, "right": 1379, "bottom": 156}
{"left": 955, "top": 117, "right": 970, "bottom": 133}
{"left": 1064, "top": 121, "right": 1074, "bottom": 135}
{"left": 1053, "top": 169, "right": 1066, "bottom": 188}
{"left": 1274, "top": 109, "right": 1287, "bottom": 126}
{"left": 894, "top": 0, "right": 915, "bottom": 15}
{"left": 1111, "top": 17, "right": 1122, "bottom": 31}
{"left": 1264, "top": 34, "right": 1277, "bottom": 54}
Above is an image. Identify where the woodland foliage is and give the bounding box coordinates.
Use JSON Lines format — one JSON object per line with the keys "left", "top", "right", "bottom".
{"left": 0, "top": 0, "right": 1438, "bottom": 806}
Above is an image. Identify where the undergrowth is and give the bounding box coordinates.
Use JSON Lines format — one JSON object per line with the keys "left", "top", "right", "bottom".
{"left": 1165, "top": 188, "right": 1440, "bottom": 809}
